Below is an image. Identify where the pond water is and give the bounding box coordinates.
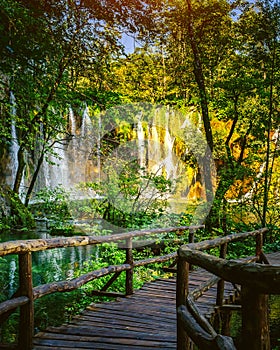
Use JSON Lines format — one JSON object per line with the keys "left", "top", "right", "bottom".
{"left": 0, "top": 221, "right": 107, "bottom": 298}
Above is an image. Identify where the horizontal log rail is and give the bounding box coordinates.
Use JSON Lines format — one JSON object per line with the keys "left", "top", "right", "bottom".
{"left": 0, "top": 296, "right": 29, "bottom": 315}
{"left": 32, "top": 264, "right": 131, "bottom": 300}
{"left": 0, "top": 225, "right": 203, "bottom": 350}
{"left": 179, "top": 246, "right": 280, "bottom": 294}
{"left": 177, "top": 305, "right": 236, "bottom": 350}
{"left": 176, "top": 227, "right": 280, "bottom": 350}
{"left": 0, "top": 225, "right": 203, "bottom": 257}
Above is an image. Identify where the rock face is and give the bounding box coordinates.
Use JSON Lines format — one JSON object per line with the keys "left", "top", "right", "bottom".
{"left": 0, "top": 185, "right": 34, "bottom": 231}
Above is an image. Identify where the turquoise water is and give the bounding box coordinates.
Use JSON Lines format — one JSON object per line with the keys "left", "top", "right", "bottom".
{"left": 0, "top": 222, "right": 100, "bottom": 298}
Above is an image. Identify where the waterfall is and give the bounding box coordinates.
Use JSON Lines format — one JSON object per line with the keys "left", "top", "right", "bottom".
{"left": 44, "top": 142, "right": 70, "bottom": 189}
{"left": 163, "top": 114, "right": 176, "bottom": 179}
{"left": 10, "top": 119, "right": 19, "bottom": 187}
{"left": 7, "top": 103, "right": 205, "bottom": 213}
{"left": 9, "top": 92, "right": 19, "bottom": 188}
{"left": 9, "top": 92, "right": 25, "bottom": 198}
{"left": 36, "top": 105, "right": 96, "bottom": 195}
{"left": 69, "top": 107, "right": 76, "bottom": 136}
{"left": 148, "top": 124, "right": 162, "bottom": 175}
{"left": 137, "top": 119, "right": 146, "bottom": 169}
{"left": 97, "top": 116, "right": 102, "bottom": 180}
{"left": 136, "top": 111, "right": 179, "bottom": 180}
{"left": 163, "top": 129, "right": 175, "bottom": 178}
{"left": 8, "top": 258, "right": 16, "bottom": 297}
{"left": 81, "top": 105, "right": 92, "bottom": 137}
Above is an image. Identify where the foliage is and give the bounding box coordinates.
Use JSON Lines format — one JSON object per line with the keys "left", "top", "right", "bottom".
{"left": 76, "top": 160, "right": 173, "bottom": 229}
{"left": 31, "top": 186, "right": 74, "bottom": 234}
{"left": 0, "top": 0, "right": 279, "bottom": 232}
{"left": 0, "top": 257, "right": 10, "bottom": 301}
{"left": 0, "top": 185, "right": 34, "bottom": 232}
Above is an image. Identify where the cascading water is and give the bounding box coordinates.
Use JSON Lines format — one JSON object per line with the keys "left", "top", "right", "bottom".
{"left": 9, "top": 120, "right": 19, "bottom": 188}
{"left": 97, "top": 116, "right": 102, "bottom": 181}
{"left": 163, "top": 124, "right": 176, "bottom": 179}
{"left": 148, "top": 124, "right": 162, "bottom": 175}
{"left": 137, "top": 112, "right": 177, "bottom": 179}
{"left": 9, "top": 92, "right": 25, "bottom": 198}
{"left": 31, "top": 105, "right": 196, "bottom": 205}
{"left": 81, "top": 105, "right": 93, "bottom": 138}
{"left": 137, "top": 118, "right": 146, "bottom": 169}
{"left": 8, "top": 258, "right": 16, "bottom": 297}
{"left": 37, "top": 106, "right": 92, "bottom": 192}
{"left": 5, "top": 102, "right": 205, "bottom": 209}
{"left": 69, "top": 107, "right": 76, "bottom": 136}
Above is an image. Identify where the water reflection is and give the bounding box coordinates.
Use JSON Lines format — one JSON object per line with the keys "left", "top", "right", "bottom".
{"left": 0, "top": 223, "right": 99, "bottom": 297}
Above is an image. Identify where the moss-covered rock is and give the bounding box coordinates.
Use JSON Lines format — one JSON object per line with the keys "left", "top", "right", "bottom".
{"left": 0, "top": 185, "right": 35, "bottom": 232}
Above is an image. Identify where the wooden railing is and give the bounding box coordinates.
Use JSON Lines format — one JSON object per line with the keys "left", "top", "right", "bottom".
{"left": 176, "top": 227, "right": 280, "bottom": 350}
{"left": 0, "top": 225, "right": 203, "bottom": 349}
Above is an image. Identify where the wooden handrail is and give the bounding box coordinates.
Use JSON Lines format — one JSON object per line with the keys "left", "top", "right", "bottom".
{"left": 176, "top": 227, "right": 280, "bottom": 350}
{"left": 186, "top": 227, "right": 267, "bottom": 252}
{"left": 179, "top": 246, "right": 280, "bottom": 294}
{"left": 0, "top": 225, "right": 203, "bottom": 257}
{"left": 0, "top": 225, "right": 203, "bottom": 349}
{"left": 0, "top": 296, "right": 29, "bottom": 315}
{"left": 177, "top": 305, "right": 236, "bottom": 350}
{"left": 32, "top": 264, "right": 131, "bottom": 300}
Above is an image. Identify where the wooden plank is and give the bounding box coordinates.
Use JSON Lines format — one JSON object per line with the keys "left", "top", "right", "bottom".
{"left": 89, "top": 303, "right": 176, "bottom": 317}
{"left": 34, "top": 330, "right": 176, "bottom": 347}
{"left": 82, "top": 309, "right": 176, "bottom": 324}
{"left": 44, "top": 325, "right": 176, "bottom": 342}
{"left": 70, "top": 318, "right": 176, "bottom": 334}
{"left": 32, "top": 253, "right": 261, "bottom": 349}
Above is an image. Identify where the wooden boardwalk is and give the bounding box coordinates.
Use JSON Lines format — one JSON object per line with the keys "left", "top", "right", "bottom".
{"left": 33, "top": 252, "right": 280, "bottom": 350}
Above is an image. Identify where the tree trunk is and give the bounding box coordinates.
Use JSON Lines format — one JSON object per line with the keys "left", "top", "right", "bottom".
{"left": 13, "top": 144, "right": 25, "bottom": 196}
{"left": 24, "top": 150, "right": 45, "bottom": 206}
{"left": 186, "top": 0, "right": 213, "bottom": 152}
{"left": 185, "top": 0, "right": 214, "bottom": 231}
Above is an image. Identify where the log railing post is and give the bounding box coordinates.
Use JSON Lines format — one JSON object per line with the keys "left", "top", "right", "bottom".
{"left": 240, "top": 286, "right": 270, "bottom": 350}
{"left": 188, "top": 229, "right": 195, "bottom": 271}
{"left": 216, "top": 243, "right": 227, "bottom": 307}
{"left": 125, "top": 237, "right": 134, "bottom": 296}
{"left": 176, "top": 253, "right": 190, "bottom": 350}
{"left": 18, "top": 252, "right": 34, "bottom": 350}
{"left": 188, "top": 229, "right": 195, "bottom": 245}
{"left": 255, "top": 232, "right": 263, "bottom": 262}
{"left": 214, "top": 243, "right": 228, "bottom": 333}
